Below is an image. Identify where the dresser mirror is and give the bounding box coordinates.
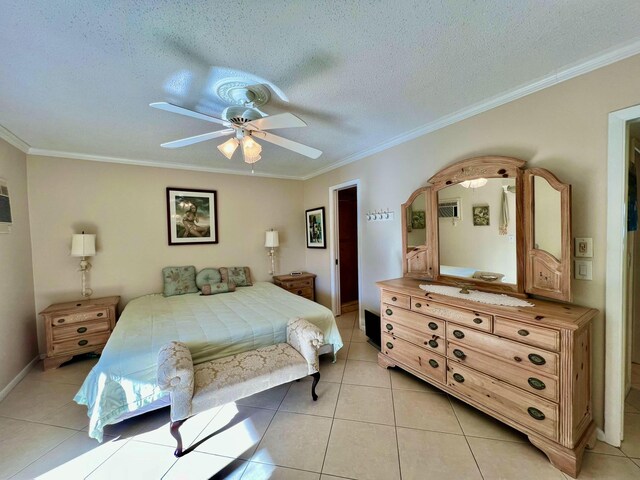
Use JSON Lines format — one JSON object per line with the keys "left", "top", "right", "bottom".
{"left": 401, "top": 156, "right": 572, "bottom": 301}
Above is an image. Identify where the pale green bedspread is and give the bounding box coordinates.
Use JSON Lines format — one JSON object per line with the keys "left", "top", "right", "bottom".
{"left": 74, "top": 282, "right": 342, "bottom": 441}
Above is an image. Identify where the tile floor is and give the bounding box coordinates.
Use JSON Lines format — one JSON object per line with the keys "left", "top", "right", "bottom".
{"left": 2, "top": 312, "right": 640, "bottom": 479}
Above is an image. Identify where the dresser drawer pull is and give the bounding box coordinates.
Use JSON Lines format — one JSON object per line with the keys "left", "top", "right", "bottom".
{"left": 78, "top": 339, "right": 89, "bottom": 346}
{"left": 527, "top": 407, "right": 546, "bottom": 421}
{"left": 58, "top": 318, "right": 66, "bottom": 323}
{"left": 391, "top": 296, "right": 397, "bottom": 302}
{"left": 97, "top": 312, "right": 104, "bottom": 317}
{"left": 528, "top": 377, "right": 546, "bottom": 390}
{"left": 77, "top": 327, "right": 88, "bottom": 334}
{"left": 514, "top": 356, "right": 522, "bottom": 362}
{"left": 453, "top": 373, "right": 465, "bottom": 383}
{"left": 385, "top": 323, "right": 393, "bottom": 331}
{"left": 528, "top": 353, "right": 546, "bottom": 366}
{"left": 428, "top": 359, "right": 439, "bottom": 368}
{"left": 453, "top": 330, "right": 465, "bottom": 339}
{"left": 386, "top": 342, "right": 394, "bottom": 350}
{"left": 518, "top": 329, "right": 530, "bottom": 336}
{"left": 453, "top": 349, "right": 467, "bottom": 360}
{"left": 297, "top": 290, "right": 303, "bottom": 295}
{"left": 428, "top": 339, "right": 439, "bottom": 348}
{"left": 428, "top": 322, "right": 438, "bottom": 330}
{"left": 414, "top": 302, "right": 422, "bottom": 308}
{"left": 385, "top": 308, "right": 393, "bottom": 316}
{"left": 473, "top": 317, "right": 483, "bottom": 324}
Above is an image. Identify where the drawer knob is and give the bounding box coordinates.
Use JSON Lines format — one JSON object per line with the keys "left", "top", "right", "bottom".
{"left": 428, "top": 359, "right": 439, "bottom": 368}
{"left": 391, "top": 296, "right": 397, "bottom": 302}
{"left": 518, "top": 329, "right": 530, "bottom": 337}
{"left": 58, "top": 318, "right": 66, "bottom": 323}
{"left": 386, "top": 342, "right": 394, "bottom": 350}
{"left": 528, "top": 353, "right": 546, "bottom": 366}
{"left": 514, "top": 356, "right": 522, "bottom": 362}
{"left": 453, "top": 373, "right": 465, "bottom": 383}
{"left": 527, "top": 407, "right": 546, "bottom": 421}
{"left": 297, "top": 290, "right": 302, "bottom": 295}
{"left": 78, "top": 339, "right": 89, "bottom": 346}
{"left": 528, "top": 377, "right": 546, "bottom": 390}
{"left": 97, "top": 313, "right": 104, "bottom": 317}
{"left": 473, "top": 317, "right": 483, "bottom": 324}
{"left": 453, "top": 349, "right": 466, "bottom": 360}
{"left": 428, "top": 339, "right": 439, "bottom": 348}
{"left": 385, "top": 323, "right": 393, "bottom": 331}
{"left": 428, "top": 322, "right": 438, "bottom": 331}
{"left": 385, "top": 308, "right": 393, "bottom": 316}
{"left": 77, "top": 327, "right": 88, "bottom": 334}
{"left": 414, "top": 302, "right": 422, "bottom": 308}
{"left": 453, "top": 330, "right": 465, "bottom": 339}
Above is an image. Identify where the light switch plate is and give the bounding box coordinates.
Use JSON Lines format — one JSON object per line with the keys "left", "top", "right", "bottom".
{"left": 574, "top": 237, "right": 593, "bottom": 258}
{"left": 574, "top": 260, "right": 592, "bottom": 280}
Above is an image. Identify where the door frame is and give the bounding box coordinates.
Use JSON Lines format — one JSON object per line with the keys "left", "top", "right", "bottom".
{"left": 328, "top": 179, "right": 363, "bottom": 323}
{"left": 605, "top": 104, "right": 640, "bottom": 446}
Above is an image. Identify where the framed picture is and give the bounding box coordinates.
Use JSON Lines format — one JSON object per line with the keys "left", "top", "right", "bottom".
{"left": 411, "top": 210, "right": 426, "bottom": 229}
{"left": 166, "top": 188, "right": 218, "bottom": 245}
{"left": 472, "top": 204, "right": 490, "bottom": 226}
{"left": 305, "top": 207, "right": 326, "bottom": 248}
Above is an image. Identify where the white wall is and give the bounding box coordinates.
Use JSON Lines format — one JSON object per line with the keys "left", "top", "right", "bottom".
{"left": 27, "top": 156, "right": 306, "bottom": 353}
{"left": 0, "top": 138, "right": 37, "bottom": 391}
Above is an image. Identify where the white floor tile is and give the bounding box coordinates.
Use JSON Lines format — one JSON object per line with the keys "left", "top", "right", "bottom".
{"left": 85, "top": 440, "right": 177, "bottom": 480}
{"left": 163, "top": 451, "right": 247, "bottom": 480}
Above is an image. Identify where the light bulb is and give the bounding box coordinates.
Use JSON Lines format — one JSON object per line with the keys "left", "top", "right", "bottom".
{"left": 217, "top": 138, "right": 239, "bottom": 159}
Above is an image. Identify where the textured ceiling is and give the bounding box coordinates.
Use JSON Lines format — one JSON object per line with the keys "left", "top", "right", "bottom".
{"left": 1, "top": 1, "right": 640, "bottom": 179}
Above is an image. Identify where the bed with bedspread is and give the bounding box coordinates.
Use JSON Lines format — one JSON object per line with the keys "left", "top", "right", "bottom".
{"left": 74, "top": 281, "right": 343, "bottom": 441}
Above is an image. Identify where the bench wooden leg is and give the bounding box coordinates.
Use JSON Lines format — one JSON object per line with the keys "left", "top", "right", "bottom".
{"left": 311, "top": 372, "right": 320, "bottom": 401}
{"left": 170, "top": 419, "right": 187, "bottom": 457}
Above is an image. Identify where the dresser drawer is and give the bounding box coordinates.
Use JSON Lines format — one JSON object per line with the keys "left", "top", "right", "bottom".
{"left": 381, "top": 290, "right": 410, "bottom": 309}
{"left": 447, "top": 363, "right": 558, "bottom": 441}
{"left": 279, "top": 278, "right": 313, "bottom": 289}
{"left": 411, "top": 297, "right": 492, "bottom": 332}
{"left": 289, "top": 286, "right": 313, "bottom": 298}
{"left": 446, "top": 325, "right": 559, "bottom": 377}
{"left": 52, "top": 319, "right": 110, "bottom": 342}
{"left": 494, "top": 317, "right": 560, "bottom": 352}
{"left": 382, "top": 304, "right": 445, "bottom": 336}
{"left": 447, "top": 340, "right": 558, "bottom": 402}
{"left": 51, "top": 308, "right": 109, "bottom": 326}
{"left": 382, "top": 333, "right": 446, "bottom": 384}
{"left": 52, "top": 332, "right": 110, "bottom": 355}
{"left": 383, "top": 319, "right": 445, "bottom": 355}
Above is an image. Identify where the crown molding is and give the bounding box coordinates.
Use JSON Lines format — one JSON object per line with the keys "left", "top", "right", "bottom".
{"left": 302, "top": 37, "right": 640, "bottom": 180}
{"left": 26, "top": 148, "right": 303, "bottom": 180}
{"left": 0, "top": 125, "right": 30, "bottom": 153}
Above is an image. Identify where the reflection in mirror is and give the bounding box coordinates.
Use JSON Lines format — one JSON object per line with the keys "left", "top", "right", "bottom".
{"left": 438, "top": 178, "right": 517, "bottom": 284}
{"left": 406, "top": 192, "right": 426, "bottom": 248}
{"left": 534, "top": 176, "right": 562, "bottom": 259}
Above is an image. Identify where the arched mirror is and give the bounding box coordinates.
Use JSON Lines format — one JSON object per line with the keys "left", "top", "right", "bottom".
{"left": 402, "top": 186, "right": 434, "bottom": 279}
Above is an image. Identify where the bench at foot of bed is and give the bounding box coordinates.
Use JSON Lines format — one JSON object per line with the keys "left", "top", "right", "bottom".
{"left": 157, "top": 318, "right": 324, "bottom": 457}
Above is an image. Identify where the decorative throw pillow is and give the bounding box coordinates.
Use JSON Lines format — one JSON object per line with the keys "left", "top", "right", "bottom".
{"left": 162, "top": 266, "right": 198, "bottom": 297}
{"left": 219, "top": 267, "right": 253, "bottom": 287}
{"left": 196, "top": 268, "right": 222, "bottom": 289}
{"left": 200, "top": 282, "right": 236, "bottom": 296}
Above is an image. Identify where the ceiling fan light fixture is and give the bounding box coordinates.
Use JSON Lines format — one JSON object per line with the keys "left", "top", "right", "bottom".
{"left": 217, "top": 137, "right": 239, "bottom": 159}
{"left": 242, "top": 136, "right": 262, "bottom": 159}
{"left": 460, "top": 178, "right": 488, "bottom": 189}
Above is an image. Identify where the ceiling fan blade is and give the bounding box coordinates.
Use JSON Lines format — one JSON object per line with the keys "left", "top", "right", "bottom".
{"left": 150, "top": 102, "right": 228, "bottom": 126}
{"left": 256, "top": 131, "right": 322, "bottom": 159}
{"left": 246, "top": 112, "right": 307, "bottom": 131}
{"left": 160, "top": 129, "right": 234, "bottom": 148}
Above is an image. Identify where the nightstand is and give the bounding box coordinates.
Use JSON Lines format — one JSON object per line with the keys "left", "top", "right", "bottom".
{"left": 273, "top": 272, "right": 316, "bottom": 301}
{"left": 40, "top": 296, "right": 120, "bottom": 370}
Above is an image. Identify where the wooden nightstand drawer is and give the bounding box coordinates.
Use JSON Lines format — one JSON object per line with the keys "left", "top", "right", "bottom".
{"left": 280, "top": 278, "right": 313, "bottom": 289}
{"left": 273, "top": 273, "right": 316, "bottom": 301}
{"left": 52, "top": 308, "right": 109, "bottom": 326}
{"left": 292, "top": 287, "right": 313, "bottom": 298}
{"left": 53, "top": 319, "right": 111, "bottom": 342}
{"left": 52, "top": 332, "right": 110, "bottom": 356}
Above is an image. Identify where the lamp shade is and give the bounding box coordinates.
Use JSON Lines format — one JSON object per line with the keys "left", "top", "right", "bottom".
{"left": 71, "top": 234, "right": 96, "bottom": 257}
{"left": 265, "top": 230, "right": 279, "bottom": 248}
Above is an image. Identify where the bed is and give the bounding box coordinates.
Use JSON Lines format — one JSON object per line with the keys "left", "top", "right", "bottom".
{"left": 74, "top": 282, "right": 343, "bottom": 441}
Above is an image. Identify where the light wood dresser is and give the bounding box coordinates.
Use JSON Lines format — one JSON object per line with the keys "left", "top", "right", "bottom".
{"left": 273, "top": 272, "right": 316, "bottom": 301}
{"left": 40, "top": 296, "right": 119, "bottom": 370}
{"left": 377, "top": 278, "right": 597, "bottom": 478}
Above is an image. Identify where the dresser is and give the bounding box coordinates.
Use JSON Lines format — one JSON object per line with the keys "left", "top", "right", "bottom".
{"left": 377, "top": 278, "right": 597, "bottom": 478}
{"left": 40, "top": 296, "right": 120, "bottom": 370}
{"left": 273, "top": 272, "right": 316, "bottom": 301}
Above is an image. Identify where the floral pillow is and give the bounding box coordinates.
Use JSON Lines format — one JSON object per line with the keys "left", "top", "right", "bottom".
{"left": 162, "top": 266, "right": 198, "bottom": 297}
{"left": 195, "top": 268, "right": 222, "bottom": 289}
{"left": 219, "top": 267, "right": 253, "bottom": 287}
{"left": 200, "top": 282, "right": 236, "bottom": 296}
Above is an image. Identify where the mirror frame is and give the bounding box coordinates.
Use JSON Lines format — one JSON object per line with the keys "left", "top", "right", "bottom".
{"left": 401, "top": 155, "right": 573, "bottom": 301}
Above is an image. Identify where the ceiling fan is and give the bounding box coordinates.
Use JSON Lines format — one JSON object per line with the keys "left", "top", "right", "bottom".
{"left": 150, "top": 85, "right": 322, "bottom": 165}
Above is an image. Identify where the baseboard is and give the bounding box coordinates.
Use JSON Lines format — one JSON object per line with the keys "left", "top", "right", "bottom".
{"left": 0, "top": 356, "right": 39, "bottom": 402}
{"left": 596, "top": 427, "right": 607, "bottom": 443}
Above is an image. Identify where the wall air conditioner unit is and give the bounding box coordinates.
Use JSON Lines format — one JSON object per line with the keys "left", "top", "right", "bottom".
{"left": 438, "top": 198, "right": 461, "bottom": 221}
{"left": 0, "top": 178, "right": 12, "bottom": 233}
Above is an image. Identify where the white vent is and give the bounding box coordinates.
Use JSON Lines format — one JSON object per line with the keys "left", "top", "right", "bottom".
{"left": 438, "top": 199, "right": 461, "bottom": 220}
